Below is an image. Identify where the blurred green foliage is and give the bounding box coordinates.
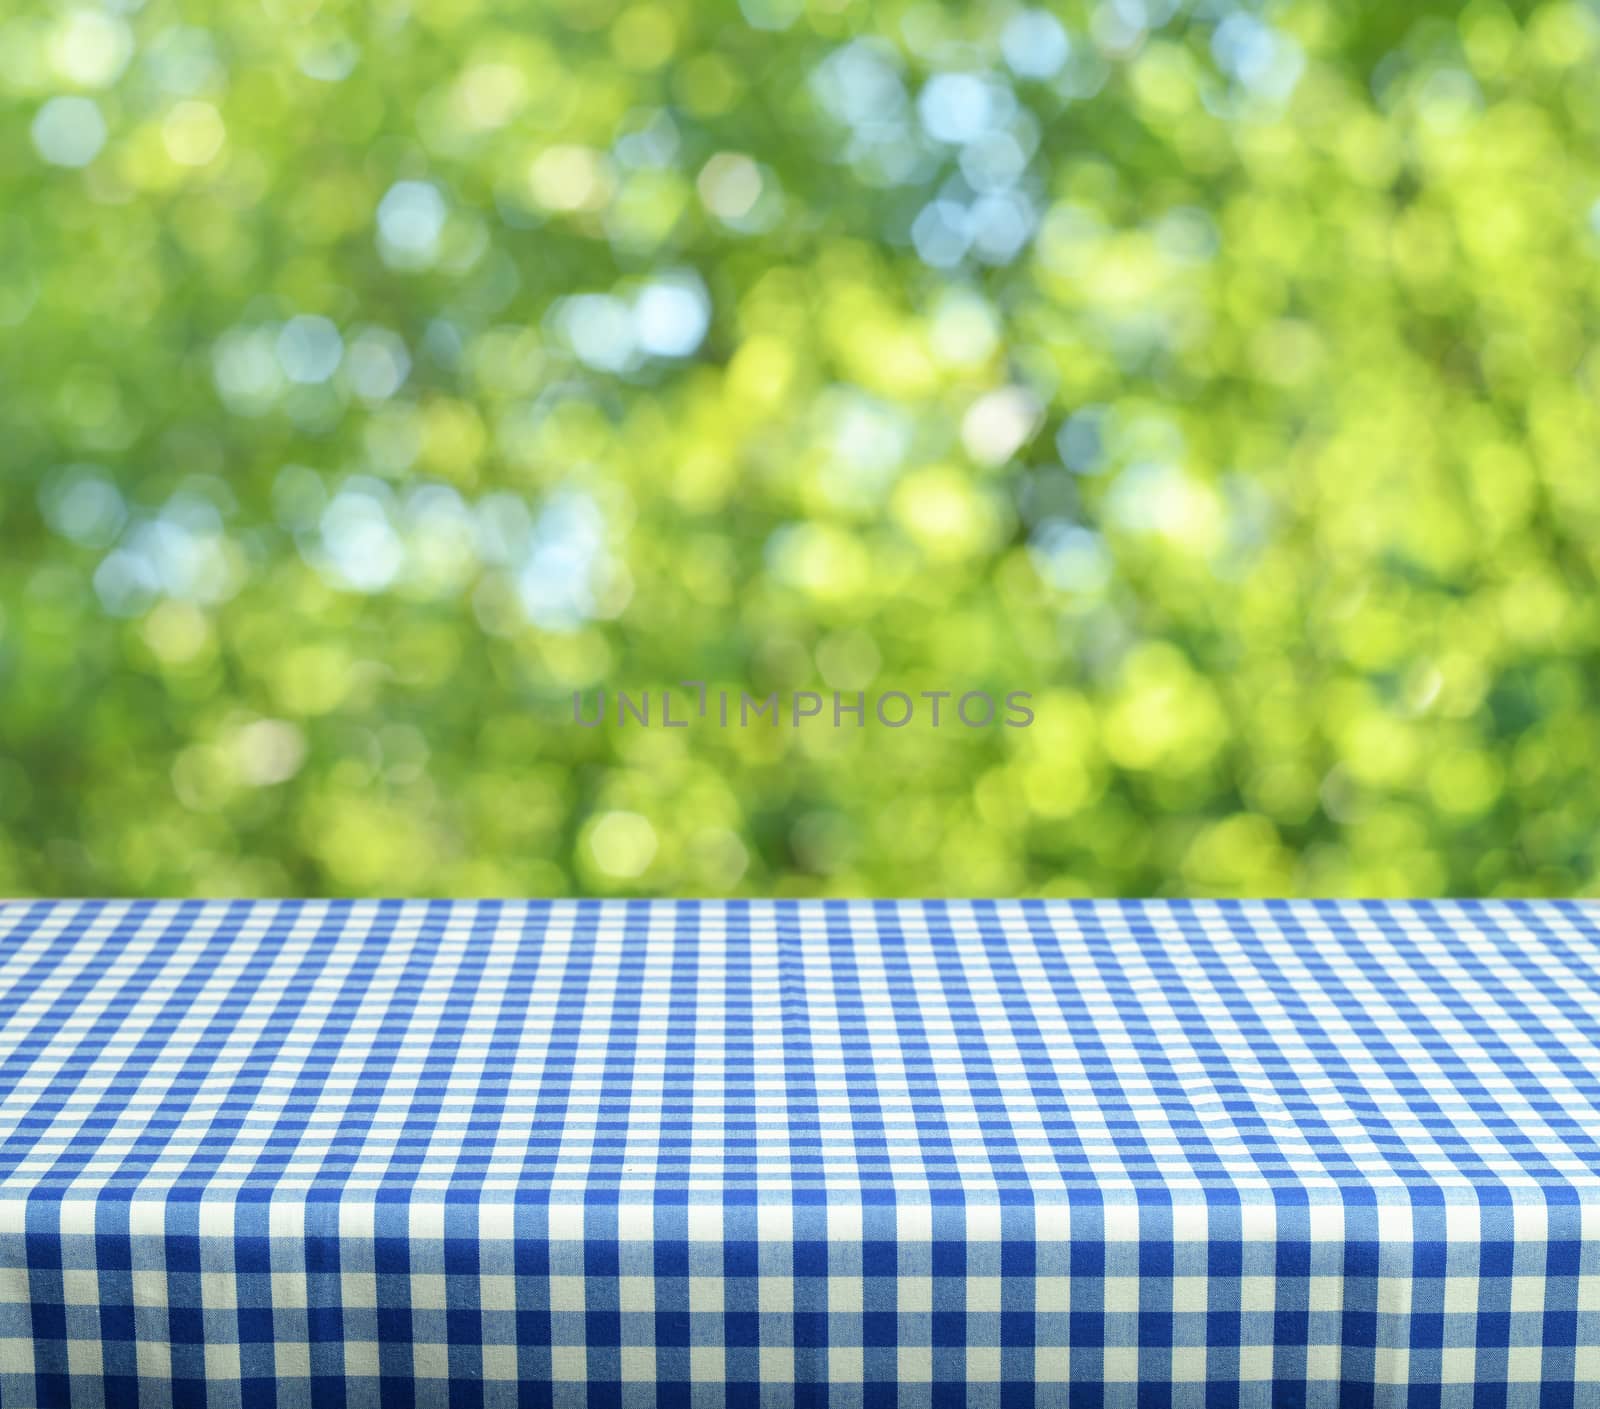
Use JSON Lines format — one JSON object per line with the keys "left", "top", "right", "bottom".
{"left": 2, "top": 0, "right": 1599, "bottom": 898}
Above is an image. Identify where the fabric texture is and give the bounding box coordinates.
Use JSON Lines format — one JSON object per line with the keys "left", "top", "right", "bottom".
{"left": 0, "top": 898, "right": 1597, "bottom": 1407}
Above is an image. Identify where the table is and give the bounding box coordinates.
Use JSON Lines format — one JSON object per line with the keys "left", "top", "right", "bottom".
{"left": 1, "top": 899, "right": 1597, "bottom": 1406}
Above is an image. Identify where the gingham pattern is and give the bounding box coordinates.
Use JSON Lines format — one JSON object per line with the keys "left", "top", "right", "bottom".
{"left": 1, "top": 900, "right": 1598, "bottom": 1407}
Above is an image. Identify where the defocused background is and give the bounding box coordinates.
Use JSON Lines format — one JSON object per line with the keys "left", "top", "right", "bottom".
{"left": 2, "top": 0, "right": 1598, "bottom": 898}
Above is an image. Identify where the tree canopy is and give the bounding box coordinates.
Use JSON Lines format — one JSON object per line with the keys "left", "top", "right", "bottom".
{"left": 2, "top": 0, "right": 1598, "bottom": 897}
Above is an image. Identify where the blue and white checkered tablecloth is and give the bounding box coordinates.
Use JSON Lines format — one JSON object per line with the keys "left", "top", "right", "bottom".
{"left": 2, "top": 900, "right": 1599, "bottom": 1407}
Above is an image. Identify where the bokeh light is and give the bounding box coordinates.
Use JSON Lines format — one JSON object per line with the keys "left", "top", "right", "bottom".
{"left": 2, "top": 0, "right": 1598, "bottom": 899}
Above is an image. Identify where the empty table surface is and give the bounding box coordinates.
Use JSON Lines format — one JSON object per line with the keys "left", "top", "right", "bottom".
{"left": 1, "top": 899, "right": 1598, "bottom": 1406}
